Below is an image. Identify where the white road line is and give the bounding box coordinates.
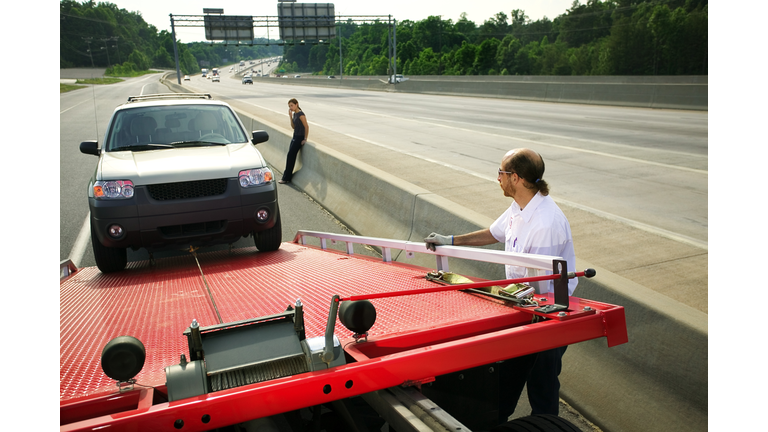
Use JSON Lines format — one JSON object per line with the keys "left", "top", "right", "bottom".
{"left": 68, "top": 213, "right": 91, "bottom": 267}
{"left": 553, "top": 198, "right": 707, "bottom": 250}
{"left": 416, "top": 116, "right": 706, "bottom": 159}
{"left": 60, "top": 99, "right": 90, "bottom": 115}
{"left": 328, "top": 106, "right": 706, "bottom": 175}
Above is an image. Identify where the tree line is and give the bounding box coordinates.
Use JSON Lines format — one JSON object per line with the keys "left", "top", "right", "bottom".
{"left": 60, "top": 1, "right": 281, "bottom": 75}
{"left": 61, "top": 0, "right": 706, "bottom": 77}
{"left": 283, "top": 0, "right": 707, "bottom": 76}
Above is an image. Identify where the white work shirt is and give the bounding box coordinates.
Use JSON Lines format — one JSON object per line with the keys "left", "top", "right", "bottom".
{"left": 489, "top": 192, "right": 578, "bottom": 295}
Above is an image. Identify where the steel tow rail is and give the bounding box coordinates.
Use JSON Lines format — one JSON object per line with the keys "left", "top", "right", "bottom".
{"left": 189, "top": 246, "right": 223, "bottom": 324}
{"left": 338, "top": 270, "right": 594, "bottom": 302}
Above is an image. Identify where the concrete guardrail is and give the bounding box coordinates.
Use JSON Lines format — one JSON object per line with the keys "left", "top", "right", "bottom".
{"left": 161, "top": 73, "right": 708, "bottom": 432}
{"left": 252, "top": 74, "right": 707, "bottom": 111}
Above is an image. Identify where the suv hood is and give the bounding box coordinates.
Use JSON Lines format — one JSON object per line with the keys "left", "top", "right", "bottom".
{"left": 98, "top": 144, "right": 265, "bottom": 185}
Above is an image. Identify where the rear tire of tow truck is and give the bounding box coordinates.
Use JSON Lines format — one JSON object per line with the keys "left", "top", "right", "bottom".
{"left": 90, "top": 220, "right": 127, "bottom": 273}
{"left": 253, "top": 210, "right": 282, "bottom": 252}
{"left": 490, "top": 414, "right": 581, "bottom": 432}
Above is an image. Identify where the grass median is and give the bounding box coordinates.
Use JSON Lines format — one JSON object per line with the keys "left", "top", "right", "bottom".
{"left": 60, "top": 77, "right": 123, "bottom": 93}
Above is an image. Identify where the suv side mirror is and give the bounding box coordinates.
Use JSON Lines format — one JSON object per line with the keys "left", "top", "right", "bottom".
{"left": 80, "top": 140, "right": 100, "bottom": 156}
{"left": 251, "top": 130, "right": 269, "bottom": 145}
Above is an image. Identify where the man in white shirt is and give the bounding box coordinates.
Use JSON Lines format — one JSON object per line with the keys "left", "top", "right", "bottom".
{"left": 424, "top": 148, "right": 576, "bottom": 419}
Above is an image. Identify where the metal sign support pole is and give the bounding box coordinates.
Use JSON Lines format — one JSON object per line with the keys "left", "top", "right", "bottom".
{"left": 392, "top": 19, "right": 397, "bottom": 84}
{"left": 338, "top": 15, "right": 343, "bottom": 80}
{"left": 170, "top": 14, "right": 182, "bottom": 85}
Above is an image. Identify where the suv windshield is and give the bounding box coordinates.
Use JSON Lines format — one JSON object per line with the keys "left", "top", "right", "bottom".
{"left": 105, "top": 104, "right": 248, "bottom": 151}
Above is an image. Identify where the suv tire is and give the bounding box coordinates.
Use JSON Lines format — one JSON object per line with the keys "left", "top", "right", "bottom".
{"left": 254, "top": 211, "right": 282, "bottom": 252}
{"left": 91, "top": 219, "right": 128, "bottom": 273}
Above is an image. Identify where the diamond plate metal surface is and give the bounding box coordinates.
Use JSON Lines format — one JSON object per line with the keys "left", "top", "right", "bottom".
{"left": 61, "top": 243, "right": 514, "bottom": 401}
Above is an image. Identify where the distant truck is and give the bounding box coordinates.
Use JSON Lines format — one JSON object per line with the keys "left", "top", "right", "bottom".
{"left": 240, "top": 60, "right": 245, "bottom": 67}
{"left": 201, "top": 68, "right": 208, "bottom": 78}
{"left": 389, "top": 74, "right": 408, "bottom": 84}
{"left": 212, "top": 68, "right": 219, "bottom": 76}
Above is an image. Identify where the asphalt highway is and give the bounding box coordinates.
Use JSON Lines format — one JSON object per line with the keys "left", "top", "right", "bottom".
{"left": 178, "top": 71, "right": 709, "bottom": 313}
{"left": 59, "top": 66, "right": 708, "bottom": 431}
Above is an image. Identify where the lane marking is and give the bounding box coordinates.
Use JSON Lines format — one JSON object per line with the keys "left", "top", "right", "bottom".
{"left": 60, "top": 98, "right": 90, "bottom": 115}
{"left": 416, "top": 116, "right": 707, "bottom": 159}
{"left": 68, "top": 213, "right": 91, "bottom": 267}
{"left": 326, "top": 106, "right": 707, "bottom": 174}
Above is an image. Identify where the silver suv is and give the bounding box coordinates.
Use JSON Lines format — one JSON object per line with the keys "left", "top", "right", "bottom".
{"left": 80, "top": 93, "right": 281, "bottom": 273}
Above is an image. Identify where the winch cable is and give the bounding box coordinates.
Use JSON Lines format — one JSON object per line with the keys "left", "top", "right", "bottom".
{"left": 188, "top": 246, "right": 223, "bottom": 324}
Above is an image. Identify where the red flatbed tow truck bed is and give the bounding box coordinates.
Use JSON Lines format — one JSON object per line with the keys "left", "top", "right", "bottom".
{"left": 60, "top": 231, "right": 627, "bottom": 432}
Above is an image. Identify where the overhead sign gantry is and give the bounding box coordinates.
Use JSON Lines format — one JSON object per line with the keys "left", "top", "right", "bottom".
{"left": 168, "top": 2, "right": 398, "bottom": 84}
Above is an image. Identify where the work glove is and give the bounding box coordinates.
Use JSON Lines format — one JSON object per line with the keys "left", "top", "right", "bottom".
{"left": 424, "top": 232, "right": 453, "bottom": 252}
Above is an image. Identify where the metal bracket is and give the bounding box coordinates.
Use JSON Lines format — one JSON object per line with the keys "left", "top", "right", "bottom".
{"left": 116, "top": 379, "right": 137, "bottom": 393}
{"left": 533, "top": 259, "right": 569, "bottom": 314}
{"left": 321, "top": 295, "right": 341, "bottom": 365}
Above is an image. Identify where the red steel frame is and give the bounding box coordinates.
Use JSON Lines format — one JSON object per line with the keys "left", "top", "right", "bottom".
{"left": 60, "top": 241, "right": 627, "bottom": 432}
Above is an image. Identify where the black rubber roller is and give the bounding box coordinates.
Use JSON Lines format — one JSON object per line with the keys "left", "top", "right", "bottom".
{"left": 339, "top": 300, "right": 377, "bottom": 334}
{"left": 584, "top": 268, "right": 597, "bottom": 278}
{"left": 101, "top": 335, "right": 146, "bottom": 382}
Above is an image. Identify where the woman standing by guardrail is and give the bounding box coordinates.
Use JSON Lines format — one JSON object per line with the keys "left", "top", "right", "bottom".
{"left": 279, "top": 98, "right": 309, "bottom": 184}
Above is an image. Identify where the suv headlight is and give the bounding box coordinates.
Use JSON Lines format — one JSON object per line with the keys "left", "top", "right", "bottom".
{"left": 93, "top": 180, "right": 134, "bottom": 199}
{"left": 239, "top": 168, "right": 273, "bottom": 187}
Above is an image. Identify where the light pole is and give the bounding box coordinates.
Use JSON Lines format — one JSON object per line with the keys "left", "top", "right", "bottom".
{"left": 101, "top": 39, "right": 111, "bottom": 67}
{"left": 438, "top": 16, "right": 442, "bottom": 75}
{"left": 112, "top": 36, "right": 121, "bottom": 64}
{"left": 83, "top": 37, "right": 95, "bottom": 68}
{"left": 337, "top": 14, "right": 343, "bottom": 79}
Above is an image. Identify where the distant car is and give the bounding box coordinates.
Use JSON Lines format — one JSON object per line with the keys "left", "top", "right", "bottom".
{"left": 207, "top": 74, "right": 212, "bottom": 79}
{"left": 389, "top": 74, "right": 409, "bottom": 83}
{"left": 327, "top": 75, "right": 336, "bottom": 79}
{"left": 242, "top": 76, "right": 253, "bottom": 84}
{"left": 294, "top": 75, "right": 301, "bottom": 78}
{"left": 78, "top": 93, "right": 280, "bottom": 273}
{"left": 183, "top": 75, "right": 190, "bottom": 81}
{"left": 212, "top": 75, "right": 220, "bottom": 82}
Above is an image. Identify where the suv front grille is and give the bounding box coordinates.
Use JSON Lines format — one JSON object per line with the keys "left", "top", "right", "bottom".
{"left": 148, "top": 179, "right": 228, "bottom": 201}
{"left": 159, "top": 220, "right": 226, "bottom": 237}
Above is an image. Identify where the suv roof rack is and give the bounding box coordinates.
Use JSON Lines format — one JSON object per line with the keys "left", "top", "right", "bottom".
{"left": 126, "top": 93, "right": 213, "bottom": 102}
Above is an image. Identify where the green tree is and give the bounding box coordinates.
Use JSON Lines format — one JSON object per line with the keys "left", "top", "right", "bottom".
{"left": 455, "top": 13, "right": 477, "bottom": 36}
{"left": 558, "top": 0, "right": 615, "bottom": 47}
{"left": 153, "top": 46, "right": 173, "bottom": 68}
{"left": 496, "top": 35, "right": 522, "bottom": 74}
{"left": 452, "top": 41, "right": 479, "bottom": 75}
{"left": 515, "top": 40, "right": 542, "bottom": 75}
{"left": 128, "top": 49, "right": 150, "bottom": 71}
{"left": 474, "top": 38, "right": 501, "bottom": 74}
{"left": 538, "top": 40, "right": 571, "bottom": 75}
{"left": 477, "top": 12, "right": 509, "bottom": 42}
{"left": 410, "top": 48, "right": 439, "bottom": 75}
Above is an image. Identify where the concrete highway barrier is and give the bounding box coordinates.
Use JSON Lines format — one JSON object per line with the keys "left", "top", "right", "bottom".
{"left": 253, "top": 74, "right": 707, "bottom": 111}
{"left": 161, "top": 73, "right": 708, "bottom": 432}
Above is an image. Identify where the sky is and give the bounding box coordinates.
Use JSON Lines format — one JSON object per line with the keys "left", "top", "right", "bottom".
{"left": 111, "top": 0, "right": 576, "bottom": 43}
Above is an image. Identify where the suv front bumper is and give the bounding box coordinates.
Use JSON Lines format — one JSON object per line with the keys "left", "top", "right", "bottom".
{"left": 90, "top": 179, "right": 278, "bottom": 251}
